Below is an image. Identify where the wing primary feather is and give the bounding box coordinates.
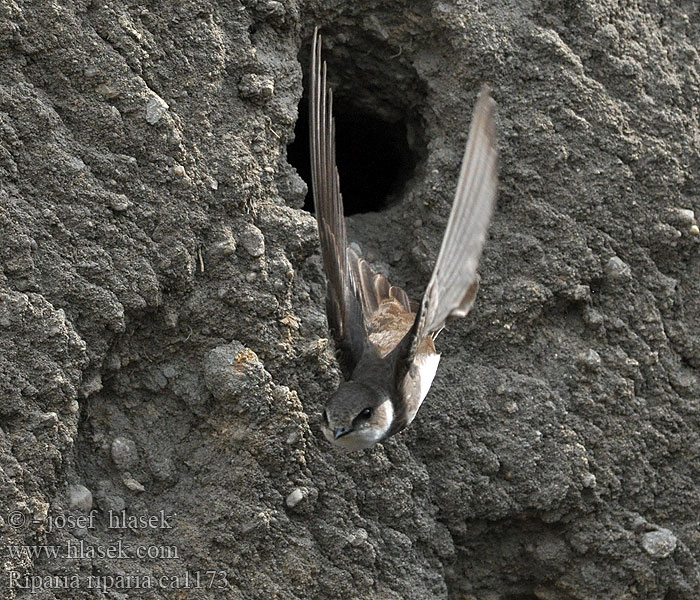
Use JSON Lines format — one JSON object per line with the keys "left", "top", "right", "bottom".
{"left": 406, "top": 86, "right": 498, "bottom": 358}
{"left": 310, "top": 28, "right": 369, "bottom": 375}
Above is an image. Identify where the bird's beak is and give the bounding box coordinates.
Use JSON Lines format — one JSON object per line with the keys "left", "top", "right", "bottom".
{"left": 334, "top": 427, "right": 351, "bottom": 440}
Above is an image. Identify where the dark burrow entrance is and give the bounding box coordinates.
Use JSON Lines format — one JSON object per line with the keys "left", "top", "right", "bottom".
{"left": 288, "top": 98, "right": 418, "bottom": 215}
{"left": 287, "top": 31, "right": 426, "bottom": 215}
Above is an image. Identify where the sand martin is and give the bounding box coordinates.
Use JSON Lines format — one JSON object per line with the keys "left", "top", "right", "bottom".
{"left": 310, "top": 29, "right": 498, "bottom": 450}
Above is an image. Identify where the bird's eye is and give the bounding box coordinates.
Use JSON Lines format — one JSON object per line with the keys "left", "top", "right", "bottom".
{"left": 359, "top": 407, "right": 373, "bottom": 419}
{"left": 322, "top": 409, "right": 329, "bottom": 425}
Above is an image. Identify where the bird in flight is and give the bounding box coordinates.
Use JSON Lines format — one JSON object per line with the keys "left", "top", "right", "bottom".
{"left": 309, "top": 28, "right": 498, "bottom": 450}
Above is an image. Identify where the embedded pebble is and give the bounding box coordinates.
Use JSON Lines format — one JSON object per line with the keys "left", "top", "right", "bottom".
{"left": 604, "top": 256, "right": 632, "bottom": 281}
{"left": 108, "top": 193, "right": 131, "bottom": 212}
{"left": 213, "top": 227, "right": 237, "bottom": 256}
{"left": 111, "top": 437, "right": 139, "bottom": 470}
{"left": 262, "top": 0, "right": 285, "bottom": 19}
{"left": 172, "top": 164, "right": 186, "bottom": 177}
{"left": 577, "top": 349, "right": 602, "bottom": 371}
{"left": 285, "top": 488, "right": 306, "bottom": 508}
{"left": 690, "top": 225, "right": 699, "bottom": 236}
{"left": 583, "top": 307, "right": 604, "bottom": 328}
{"left": 36, "top": 412, "right": 58, "bottom": 429}
{"left": 667, "top": 207, "right": 695, "bottom": 227}
{"left": 162, "top": 364, "right": 177, "bottom": 379}
{"left": 569, "top": 284, "right": 591, "bottom": 302}
{"left": 642, "top": 529, "right": 677, "bottom": 558}
{"left": 348, "top": 528, "right": 369, "bottom": 546}
{"left": 203, "top": 341, "right": 269, "bottom": 403}
{"left": 145, "top": 95, "right": 169, "bottom": 124}
{"left": 68, "top": 484, "right": 93, "bottom": 511}
{"left": 581, "top": 472, "right": 597, "bottom": 488}
{"left": 122, "top": 474, "right": 146, "bottom": 492}
{"left": 240, "top": 223, "right": 265, "bottom": 257}
{"left": 238, "top": 73, "right": 275, "bottom": 102}
{"left": 33, "top": 501, "right": 49, "bottom": 523}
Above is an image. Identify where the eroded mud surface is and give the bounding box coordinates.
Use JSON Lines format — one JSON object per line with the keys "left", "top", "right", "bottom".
{"left": 1, "top": 1, "right": 699, "bottom": 598}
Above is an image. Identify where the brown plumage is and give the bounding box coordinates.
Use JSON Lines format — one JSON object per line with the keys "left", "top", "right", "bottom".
{"left": 310, "top": 28, "right": 498, "bottom": 450}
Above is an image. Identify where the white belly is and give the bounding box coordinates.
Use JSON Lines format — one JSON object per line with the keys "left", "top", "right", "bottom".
{"left": 401, "top": 352, "right": 441, "bottom": 426}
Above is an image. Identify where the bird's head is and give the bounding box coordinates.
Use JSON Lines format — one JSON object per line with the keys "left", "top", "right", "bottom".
{"left": 321, "top": 381, "right": 394, "bottom": 451}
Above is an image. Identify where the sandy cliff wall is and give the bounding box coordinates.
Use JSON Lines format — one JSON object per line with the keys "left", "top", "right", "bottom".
{"left": 1, "top": 0, "right": 699, "bottom": 598}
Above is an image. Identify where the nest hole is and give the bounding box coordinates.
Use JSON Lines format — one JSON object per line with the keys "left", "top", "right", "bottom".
{"left": 287, "top": 30, "right": 426, "bottom": 216}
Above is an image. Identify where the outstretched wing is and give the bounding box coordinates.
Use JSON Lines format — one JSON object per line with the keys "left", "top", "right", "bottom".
{"left": 397, "top": 86, "right": 498, "bottom": 364}
{"left": 309, "top": 29, "right": 368, "bottom": 376}
{"left": 310, "top": 29, "right": 427, "bottom": 375}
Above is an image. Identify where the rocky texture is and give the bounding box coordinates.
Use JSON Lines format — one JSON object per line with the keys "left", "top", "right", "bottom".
{"left": 1, "top": 0, "right": 699, "bottom": 599}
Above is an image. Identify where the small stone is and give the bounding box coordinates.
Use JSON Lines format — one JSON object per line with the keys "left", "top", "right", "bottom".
{"left": 569, "top": 284, "right": 590, "bottom": 302}
{"left": 286, "top": 431, "right": 299, "bottom": 445}
{"left": 68, "top": 484, "right": 93, "bottom": 511}
{"left": 245, "top": 271, "right": 257, "bottom": 282}
{"left": 262, "top": 0, "right": 285, "bottom": 19}
{"left": 348, "top": 528, "right": 368, "bottom": 546}
{"left": 162, "top": 364, "right": 176, "bottom": 379}
{"left": 145, "top": 95, "right": 169, "bottom": 124}
{"left": 203, "top": 341, "right": 269, "bottom": 403}
{"left": 172, "top": 164, "right": 186, "bottom": 177}
{"left": 111, "top": 437, "right": 139, "bottom": 470}
{"left": 214, "top": 240, "right": 237, "bottom": 256}
{"left": 690, "top": 224, "right": 699, "bottom": 236}
{"left": 285, "top": 488, "right": 306, "bottom": 508}
{"left": 667, "top": 207, "right": 696, "bottom": 227}
{"left": 604, "top": 256, "right": 632, "bottom": 281}
{"left": 280, "top": 314, "right": 299, "bottom": 329}
{"left": 213, "top": 227, "right": 237, "bottom": 256}
{"left": 32, "top": 501, "right": 49, "bottom": 523}
{"left": 583, "top": 307, "right": 604, "bottom": 327}
{"left": 581, "top": 472, "right": 597, "bottom": 488}
{"left": 240, "top": 223, "right": 265, "bottom": 257}
{"left": 504, "top": 401, "right": 518, "bottom": 414}
{"left": 238, "top": 73, "right": 274, "bottom": 102}
{"left": 577, "top": 349, "right": 602, "bottom": 370}
{"left": 122, "top": 474, "right": 146, "bottom": 492}
{"left": 642, "top": 529, "right": 677, "bottom": 558}
{"left": 108, "top": 193, "right": 131, "bottom": 212}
